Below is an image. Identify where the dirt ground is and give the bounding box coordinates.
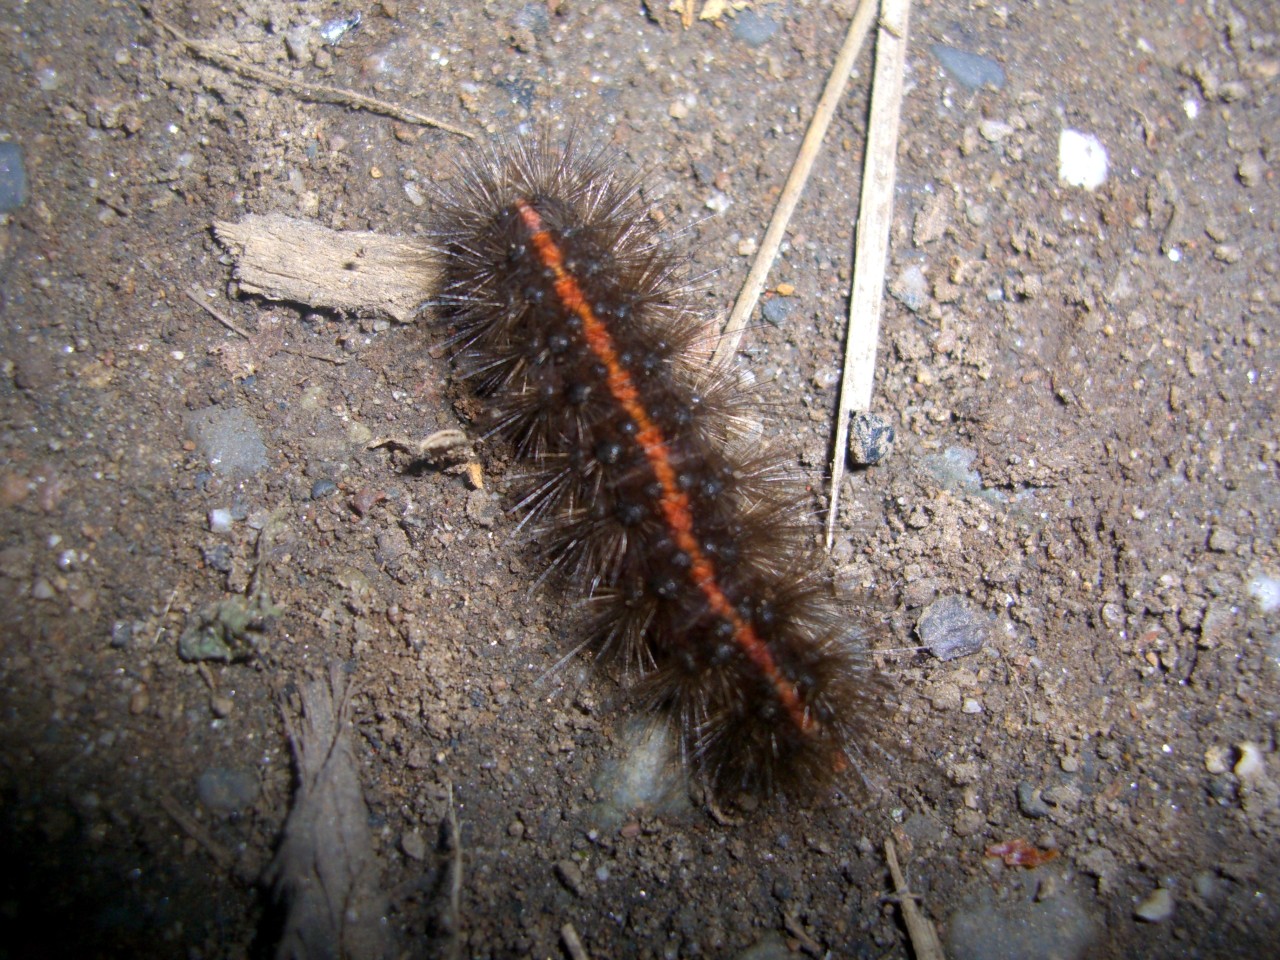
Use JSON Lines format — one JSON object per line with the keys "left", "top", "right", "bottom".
{"left": 1, "top": 1, "right": 1277, "bottom": 958}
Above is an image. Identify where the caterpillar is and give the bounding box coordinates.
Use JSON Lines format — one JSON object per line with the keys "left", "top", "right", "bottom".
{"left": 429, "top": 136, "right": 885, "bottom": 801}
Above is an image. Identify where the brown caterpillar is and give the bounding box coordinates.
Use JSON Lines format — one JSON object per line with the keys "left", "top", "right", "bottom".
{"left": 430, "top": 137, "right": 885, "bottom": 801}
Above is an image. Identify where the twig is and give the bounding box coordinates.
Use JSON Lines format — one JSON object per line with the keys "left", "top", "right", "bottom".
{"left": 884, "top": 838, "right": 946, "bottom": 960}
{"left": 281, "top": 346, "right": 349, "bottom": 365}
{"left": 825, "top": 0, "right": 913, "bottom": 549}
{"left": 157, "top": 790, "right": 234, "bottom": 870}
{"left": 152, "top": 584, "right": 179, "bottom": 645}
{"left": 783, "top": 911, "right": 824, "bottom": 955}
{"left": 561, "top": 922, "right": 591, "bottom": 960}
{"left": 186, "top": 286, "right": 349, "bottom": 365}
{"left": 148, "top": 12, "right": 477, "bottom": 140}
{"left": 711, "top": 0, "right": 878, "bottom": 367}
{"left": 444, "top": 780, "right": 464, "bottom": 960}
{"left": 187, "top": 287, "right": 253, "bottom": 339}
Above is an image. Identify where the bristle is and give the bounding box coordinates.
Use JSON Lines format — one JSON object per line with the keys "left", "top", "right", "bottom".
{"left": 430, "top": 136, "right": 886, "bottom": 803}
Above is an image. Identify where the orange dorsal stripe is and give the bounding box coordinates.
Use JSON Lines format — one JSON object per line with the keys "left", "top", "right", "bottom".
{"left": 515, "top": 199, "right": 813, "bottom": 736}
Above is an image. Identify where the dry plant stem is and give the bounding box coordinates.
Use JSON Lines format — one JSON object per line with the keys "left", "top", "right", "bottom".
{"left": 444, "top": 781, "right": 463, "bottom": 960}
{"left": 884, "top": 838, "right": 946, "bottom": 960}
{"left": 825, "top": 0, "right": 912, "bottom": 549}
{"left": 186, "top": 287, "right": 253, "bottom": 339}
{"left": 148, "top": 12, "right": 477, "bottom": 140}
{"left": 710, "top": 0, "right": 878, "bottom": 367}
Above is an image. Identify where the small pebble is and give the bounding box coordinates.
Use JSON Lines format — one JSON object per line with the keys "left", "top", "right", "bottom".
{"left": 401, "top": 830, "right": 427, "bottom": 861}
{"left": 978, "top": 119, "right": 1014, "bottom": 142}
{"left": 403, "top": 181, "right": 426, "bottom": 207}
{"left": 1204, "top": 745, "right": 1230, "bottom": 775}
{"left": 129, "top": 689, "right": 150, "bottom": 715}
{"left": 0, "top": 471, "right": 30, "bottom": 507}
{"left": 847, "top": 411, "right": 895, "bottom": 466}
{"left": 320, "top": 12, "right": 361, "bottom": 45}
{"left": 351, "top": 487, "right": 386, "bottom": 517}
{"left": 928, "top": 681, "right": 962, "bottom": 711}
{"left": 31, "top": 577, "right": 55, "bottom": 600}
{"left": 196, "top": 767, "right": 259, "bottom": 814}
{"left": 555, "top": 859, "right": 584, "bottom": 897}
{"left": 1237, "top": 153, "right": 1264, "bottom": 187}
{"left": 732, "top": 8, "right": 778, "bottom": 47}
{"left": 109, "top": 621, "right": 134, "bottom": 649}
{"left": 890, "top": 263, "right": 929, "bottom": 312}
{"left": 918, "top": 595, "right": 990, "bottom": 661}
{"left": 1017, "top": 781, "right": 1051, "bottom": 819}
{"left": 1248, "top": 574, "right": 1279, "bottom": 614}
{"left": 1207, "top": 526, "right": 1238, "bottom": 552}
{"left": 1233, "top": 742, "right": 1265, "bottom": 782}
{"left": 1192, "top": 871, "right": 1221, "bottom": 902}
{"left": 761, "top": 297, "right": 792, "bottom": 325}
{"left": 0, "top": 141, "right": 28, "bottom": 213}
{"left": 1058, "top": 130, "right": 1108, "bottom": 191}
{"left": 202, "top": 543, "right": 234, "bottom": 573}
{"left": 930, "top": 44, "right": 1006, "bottom": 90}
{"left": 186, "top": 406, "right": 269, "bottom": 477}
{"left": 1134, "top": 887, "right": 1174, "bottom": 923}
{"left": 310, "top": 478, "right": 338, "bottom": 500}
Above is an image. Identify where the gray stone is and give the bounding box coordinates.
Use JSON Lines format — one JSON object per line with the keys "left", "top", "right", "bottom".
{"left": 186, "top": 406, "right": 269, "bottom": 477}
{"left": 919, "top": 595, "right": 990, "bottom": 661}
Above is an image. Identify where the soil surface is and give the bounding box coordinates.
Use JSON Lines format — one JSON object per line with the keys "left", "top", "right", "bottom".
{"left": 2, "top": 1, "right": 1278, "bottom": 958}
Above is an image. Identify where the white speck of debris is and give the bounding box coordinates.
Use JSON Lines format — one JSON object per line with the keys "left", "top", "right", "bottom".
{"left": 1249, "top": 573, "right": 1280, "bottom": 613}
{"left": 208, "top": 508, "right": 234, "bottom": 533}
{"left": 1167, "top": 248, "right": 1182, "bottom": 263}
{"left": 1134, "top": 887, "right": 1174, "bottom": 923}
{"left": 1183, "top": 99, "right": 1199, "bottom": 119}
{"left": 171, "top": 350, "right": 185, "bottom": 360}
{"left": 1058, "top": 129, "right": 1108, "bottom": 190}
{"left": 704, "top": 190, "right": 730, "bottom": 214}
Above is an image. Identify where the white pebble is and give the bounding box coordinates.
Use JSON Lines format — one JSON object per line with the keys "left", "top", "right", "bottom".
{"left": 1134, "top": 887, "right": 1174, "bottom": 923}
{"left": 403, "top": 181, "right": 426, "bottom": 207}
{"left": 1058, "top": 129, "right": 1108, "bottom": 190}
{"left": 208, "top": 508, "right": 234, "bottom": 533}
{"left": 1234, "top": 742, "right": 1266, "bottom": 783}
{"left": 704, "top": 191, "right": 730, "bottom": 214}
{"left": 1248, "top": 573, "right": 1280, "bottom": 613}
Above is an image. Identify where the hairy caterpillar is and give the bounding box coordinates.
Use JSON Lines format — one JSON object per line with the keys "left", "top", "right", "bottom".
{"left": 430, "top": 137, "right": 884, "bottom": 800}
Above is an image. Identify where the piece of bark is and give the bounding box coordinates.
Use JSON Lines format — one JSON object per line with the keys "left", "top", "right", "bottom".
{"left": 213, "top": 213, "right": 437, "bottom": 322}
{"left": 269, "top": 664, "right": 394, "bottom": 960}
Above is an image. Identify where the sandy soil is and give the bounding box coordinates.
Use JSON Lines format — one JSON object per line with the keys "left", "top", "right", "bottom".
{"left": 1, "top": 1, "right": 1277, "bottom": 958}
